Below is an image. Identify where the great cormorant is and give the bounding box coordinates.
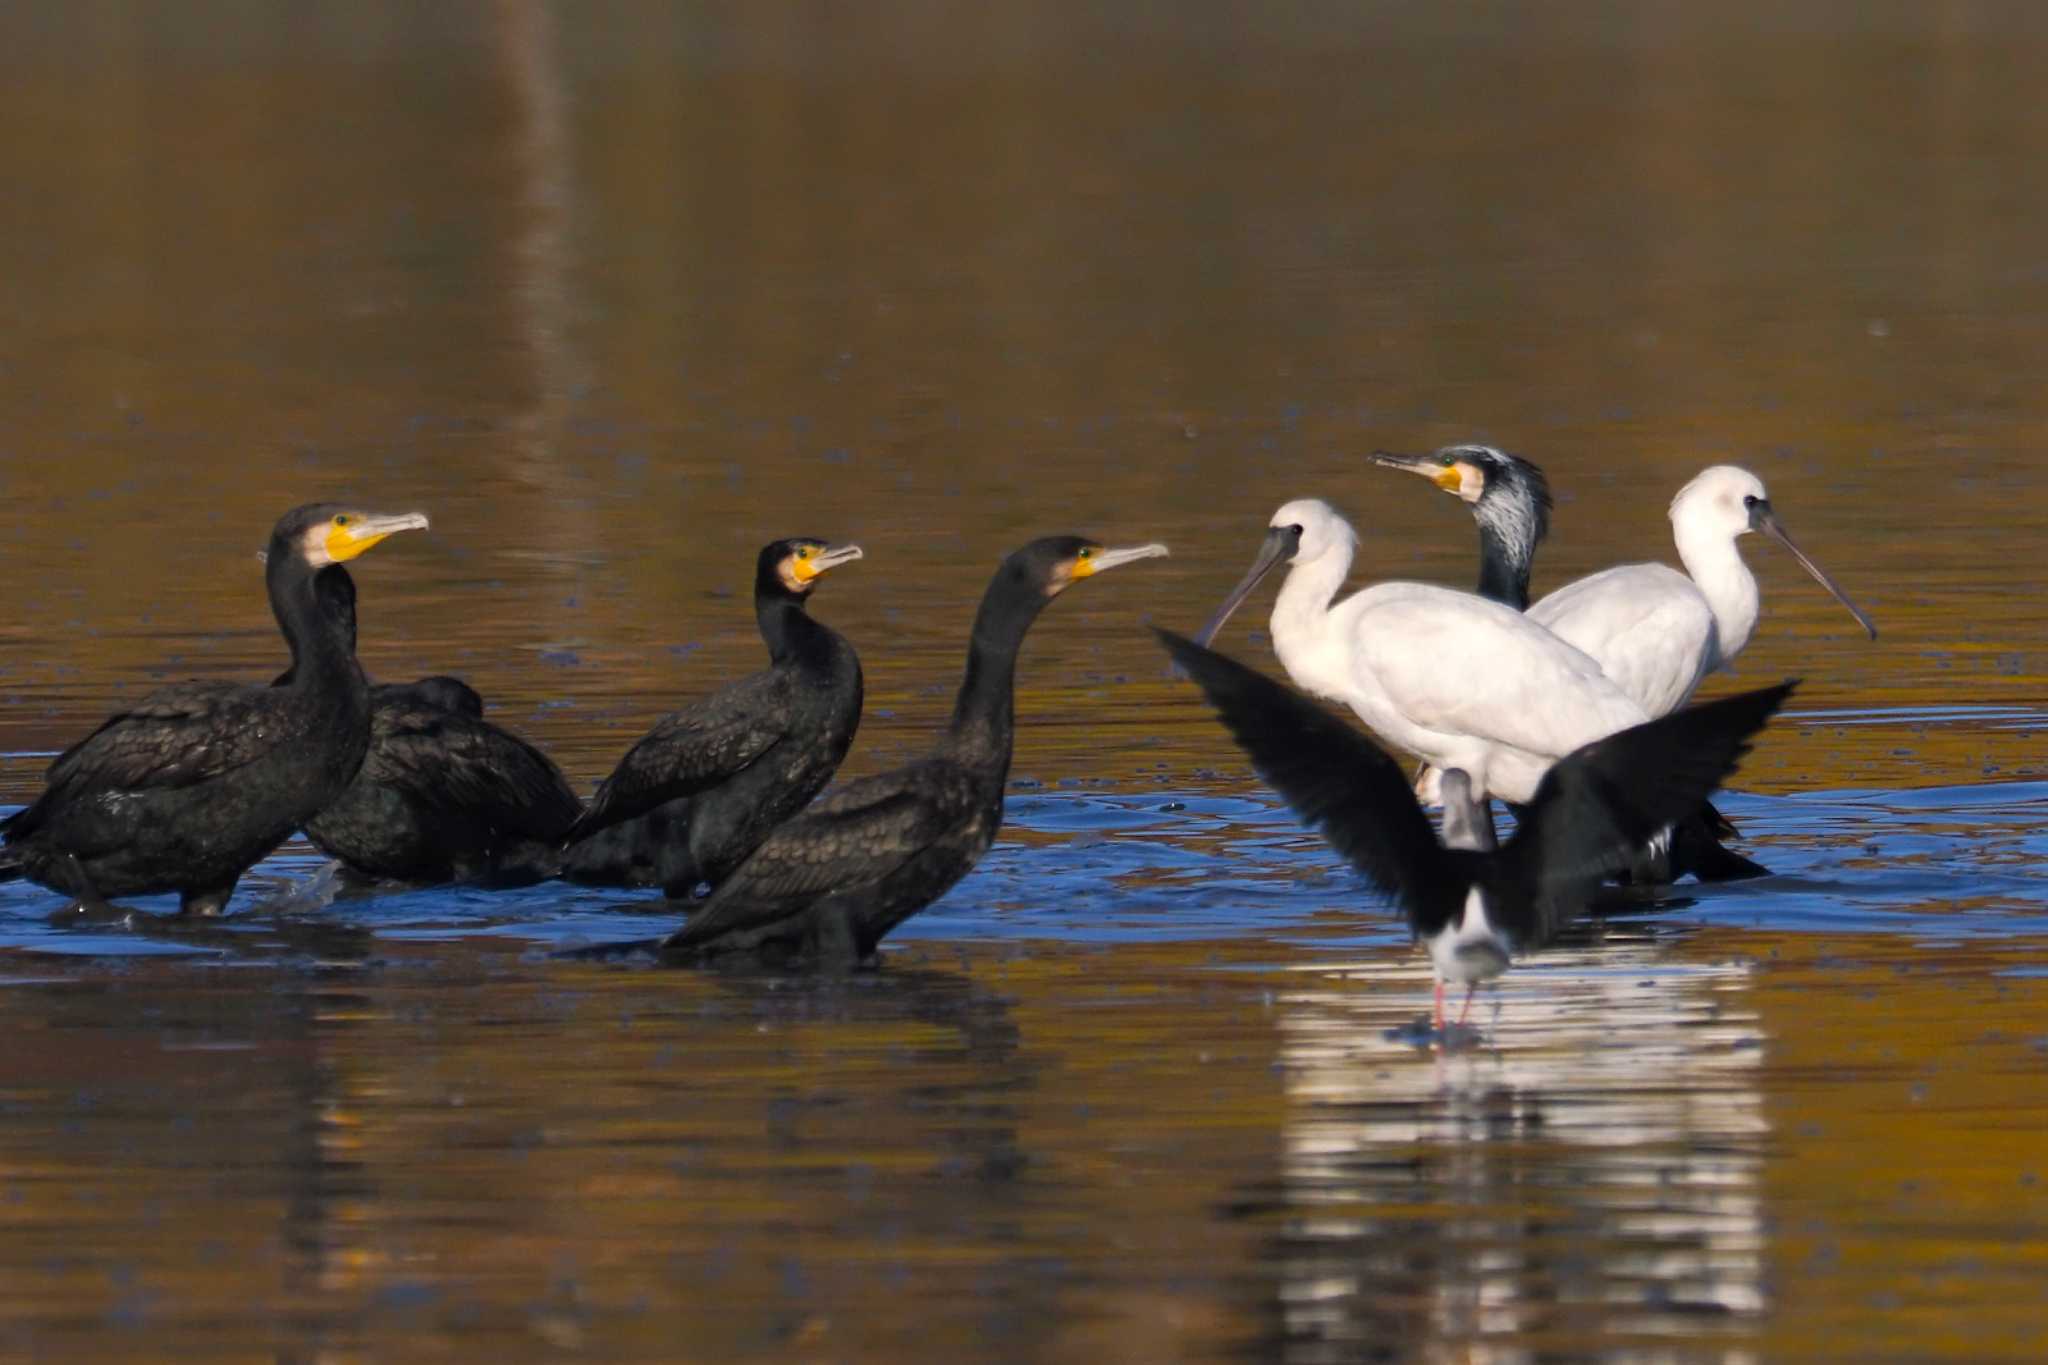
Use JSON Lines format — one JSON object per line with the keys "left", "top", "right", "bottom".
{"left": 0, "top": 503, "right": 428, "bottom": 915}
{"left": 616, "top": 535, "right": 1167, "bottom": 966}
{"left": 1370, "top": 445, "right": 1551, "bottom": 609}
{"left": 560, "top": 538, "right": 865, "bottom": 896}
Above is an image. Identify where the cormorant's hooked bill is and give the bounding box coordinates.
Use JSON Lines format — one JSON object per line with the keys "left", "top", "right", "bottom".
{"left": 1373, "top": 447, "right": 1477, "bottom": 498}
{"left": 778, "top": 540, "right": 864, "bottom": 590}
{"left": 304, "top": 510, "right": 431, "bottom": 566}
{"left": 1068, "top": 542, "right": 1171, "bottom": 581}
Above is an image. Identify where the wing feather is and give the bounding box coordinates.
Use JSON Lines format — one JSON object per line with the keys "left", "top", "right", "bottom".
{"left": 39, "top": 681, "right": 298, "bottom": 795}
{"left": 661, "top": 762, "right": 970, "bottom": 950}
{"left": 366, "top": 693, "right": 583, "bottom": 838}
{"left": 571, "top": 670, "right": 795, "bottom": 836}
{"left": 1502, "top": 681, "right": 1797, "bottom": 942}
{"left": 1158, "top": 629, "right": 1456, "bottom": 929}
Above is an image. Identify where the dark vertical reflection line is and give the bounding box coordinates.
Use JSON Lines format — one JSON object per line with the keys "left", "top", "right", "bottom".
{"left": 491, "top": 0, "right": 594, "bottom": 601}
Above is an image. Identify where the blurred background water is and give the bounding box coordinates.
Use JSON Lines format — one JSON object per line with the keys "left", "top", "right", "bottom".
{"left": 1, "top": 2, "right": 2044, "bottom": 1360}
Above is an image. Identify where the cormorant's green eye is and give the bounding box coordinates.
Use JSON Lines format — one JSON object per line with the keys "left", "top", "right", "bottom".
{"left": 334, "top": 515, "right": 351, "bottom": 527}
{"left": 797, "top": 546, "right": 812, "bottom": 559}
{"left": 1079, "top": 547, "right": 1093, "bottom": 559}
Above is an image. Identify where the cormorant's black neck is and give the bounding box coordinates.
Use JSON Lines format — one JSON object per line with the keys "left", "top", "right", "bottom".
{"left": 1470, "top": 470, "right": 1548, "bottom": 611}
{"left": 943, "top": 573, "right": 1052, "bottom": 771}
{"left": 271, "top": 555, "right": 363, "bottom": 697}
{"left": 1475, "top": 523, "right": 1533, "bottom": 610}
{"left": 755, "top": 578, "right": 828, "bottom": 667}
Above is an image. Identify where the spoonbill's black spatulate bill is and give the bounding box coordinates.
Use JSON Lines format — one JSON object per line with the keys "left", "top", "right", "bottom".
{"left": 1157, "top": 628, "right": 1794, "bottom": 1030}
{"left": 1530, "top": 464, "right": 1875, "bottom": 716}
{"left": 0, "top": 504, "right": 429, "bottom": 916}
{"left": 578, "top": 536, "right": 1168, "bottom": 968}
{"left": 560, "top": 538, "right": 865, "bottom": 897}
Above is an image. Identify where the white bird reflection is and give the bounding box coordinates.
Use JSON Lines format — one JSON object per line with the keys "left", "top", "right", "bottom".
{"left": 1267, "top": 926, "right": 1767, "bottom": 1365}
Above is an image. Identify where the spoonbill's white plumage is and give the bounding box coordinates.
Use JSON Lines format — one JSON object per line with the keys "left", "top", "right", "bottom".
{"left": 1526, "top": 464, "right": 1875, "bottom": 719}
{"left": 1159, "top": 628, "right": 1795, "bottom": 1033}
{"left": 1195, "top": 498, "right": 1647, "bottom": 805}
{"left": 1374, "top": 445, "right": 1785, "bottom": 880}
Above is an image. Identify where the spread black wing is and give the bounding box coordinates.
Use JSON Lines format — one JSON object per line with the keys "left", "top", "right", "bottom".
{"left": 1157, "top": 629, "right": 1460, "bottom": 932}
{"left": 1500, "top": 680, "right": 1797, "bottom": 943}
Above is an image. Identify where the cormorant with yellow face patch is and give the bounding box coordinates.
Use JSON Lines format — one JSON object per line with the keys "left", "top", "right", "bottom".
{"left": 560, "top": 537, "right": 866, "bottom": 896}
{"left": 0, "top": 503, "right": 428, "bottom": 915}
{"left": 1370, "top": 445, "right": 1551, "bottom": 609}
{"left": 637, "top": 534, "right": 1168, "bottom": 966}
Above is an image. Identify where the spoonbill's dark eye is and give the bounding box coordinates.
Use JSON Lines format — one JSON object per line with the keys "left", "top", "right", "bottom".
{"left": 1286, "top": 523, "right": 1304, "bottom": 537}
{"left": 1742, "top": 495, "right": 1759, "bottom": 508}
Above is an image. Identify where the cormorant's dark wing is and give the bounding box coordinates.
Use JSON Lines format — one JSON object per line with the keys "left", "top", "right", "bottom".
{"left": 661, "top": 762, "right": 971, "bottom": 952}
{"left": 569, "top": 669, "right": 796, "bottom": 838}
{"left": 365, "top": 694, "right": 583, "bottom": 839}
{"left": 1501, "top": 681, "right": 1797, "bottom": 942}
{"left": 382, "top": 675, "right": 485, "bottom": 719}
{"left": 36, "top": 681, "right": 295, "bottom": 796}
{"left": 1157, "top": 629, "right": 1458, "bottom": 929}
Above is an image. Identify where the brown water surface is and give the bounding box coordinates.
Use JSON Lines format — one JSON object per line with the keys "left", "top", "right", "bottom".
{"left": 1, "top": 2, "right": 2045, "bottom": 1360}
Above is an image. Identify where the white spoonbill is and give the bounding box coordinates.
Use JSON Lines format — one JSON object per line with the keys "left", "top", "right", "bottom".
{"left": 1526, "top": 465, "right": 1874, "bottom": 720}
{"left": 1194, "top": 498, "right": 1648, "bottom": 805}
{"left": 1373, "top": 445, "right": 1783, "bottom": 880}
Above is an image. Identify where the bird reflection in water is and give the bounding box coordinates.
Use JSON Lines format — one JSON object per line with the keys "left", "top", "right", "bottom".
{"left": 1249, "top": 933, "right": 1766, "bottom": 1364}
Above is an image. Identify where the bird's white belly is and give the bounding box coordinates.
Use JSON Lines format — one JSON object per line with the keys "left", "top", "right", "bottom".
{"left": 1426, "top": 887, "right": 1514, "bottom": 986}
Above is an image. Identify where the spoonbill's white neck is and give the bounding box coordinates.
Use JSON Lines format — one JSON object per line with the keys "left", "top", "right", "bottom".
{"left": 1672, "top": 515, "right": 1760, "bottom": 667}
{"left": 1268, "top": 540, "right": 1353, "bottom": 686}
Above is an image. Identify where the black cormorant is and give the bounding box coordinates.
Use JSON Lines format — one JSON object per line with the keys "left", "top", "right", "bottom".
{"left": 277, "top": 569, "right": 583, "bottom": 886}
{"left": 560, "top": 538, "right": 865, "bottom": 896}
{"left": 627, "top": 535, "right": 1168, "bottom": 966}
{"left": 1370, "top": 445, "right": 1550, "bottom": 609}
{"left": 0, "top": 503, "right": 428, "bottom": 915}
{"left": 1373, "top": 444, "right": 1770, "bottom": 882}
{"left": 1159, "top": 628, "right": 1792, "bottom": 1032}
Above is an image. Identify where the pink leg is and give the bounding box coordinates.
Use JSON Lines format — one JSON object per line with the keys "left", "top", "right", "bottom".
{"left": 1433, "top": 980, "right": 1446, "bottom": 1033}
